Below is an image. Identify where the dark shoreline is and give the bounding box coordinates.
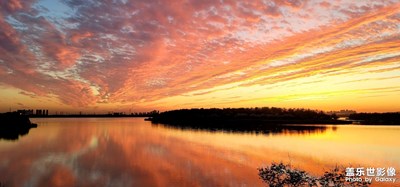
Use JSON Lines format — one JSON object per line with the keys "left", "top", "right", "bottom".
{"left": 149, "top": 118, "right": 350, "bottom": 134}
{"left": 349, "top": 112, "right": 400, "bottom": 125}
{"left": 0, "top": 112, "right": 38, "bottom": 140}
{"left": 149, "top": 118, "right": 352, "bottom": 125}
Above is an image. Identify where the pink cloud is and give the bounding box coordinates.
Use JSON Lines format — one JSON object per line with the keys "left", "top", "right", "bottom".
{"left": 0, "top": 0, "right": 399, "bottom": 110}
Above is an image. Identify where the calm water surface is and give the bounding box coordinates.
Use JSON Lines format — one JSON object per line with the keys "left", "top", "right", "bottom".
{"left": 0, "top": 118, "right": 399, "bottom": 187}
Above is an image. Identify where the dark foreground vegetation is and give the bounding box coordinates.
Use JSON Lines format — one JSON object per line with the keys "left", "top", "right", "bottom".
{"left": 349, "top": 112, "right": 400, "bottom": 125}
{"left": 149, "top": 107, "right": 350, "bottom": 130}
{"left": 0, "top": 112, "right": 37, "bottom": 140}
{"left": 258, "top": 163, "right": 370, "bottom": 187}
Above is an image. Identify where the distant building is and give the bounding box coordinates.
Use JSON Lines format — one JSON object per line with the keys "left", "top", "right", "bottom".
{"left": 16, "top": 109, "right": 34, "bottom": 115}
{"left": 15, "top": 109, "right": 49, "bottom": 116}
{"left": 326, "top": 110, "right": 356, "bottom": 117}
{"left": 34, "top": 109, "right": 49, "bottom": 116}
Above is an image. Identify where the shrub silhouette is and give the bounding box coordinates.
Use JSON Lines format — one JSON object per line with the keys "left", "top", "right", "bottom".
{"left": 258, "top": 163, "right": 370, "bottom": 187}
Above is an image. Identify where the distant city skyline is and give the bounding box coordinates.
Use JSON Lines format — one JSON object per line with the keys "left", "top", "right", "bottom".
{"left": 1, "top": 0, "right": 400, "bottom": 113}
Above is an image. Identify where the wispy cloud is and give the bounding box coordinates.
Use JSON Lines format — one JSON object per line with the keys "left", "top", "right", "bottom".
{"left": 0, "top": 0, "right": 399, "bottom": 112}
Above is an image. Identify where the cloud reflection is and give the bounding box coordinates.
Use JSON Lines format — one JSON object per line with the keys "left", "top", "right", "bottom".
{"left": 0, "top": 119, "right": 399, "bottom": 187}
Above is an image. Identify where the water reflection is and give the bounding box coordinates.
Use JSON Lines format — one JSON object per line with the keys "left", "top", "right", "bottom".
{"left": 0, "top": 124, "right": 37, "bottom": 141}
{"left": 0, "top": 118, "right": 399, "bottom": 187}
{"left": 152, "top": 123, "right": 331, "bottom": 135}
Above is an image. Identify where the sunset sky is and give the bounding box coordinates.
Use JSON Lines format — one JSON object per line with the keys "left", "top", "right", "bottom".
{"left": 0, "top": 0, "right": 399, "bottom": 113}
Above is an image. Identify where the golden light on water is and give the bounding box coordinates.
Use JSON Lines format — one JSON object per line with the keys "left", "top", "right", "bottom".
{"left": 2, "top": 119, "right": 398, "bottom": 186}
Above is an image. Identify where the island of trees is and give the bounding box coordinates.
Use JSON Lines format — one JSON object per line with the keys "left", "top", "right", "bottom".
{"left": 148, "top": 107, "right": 352, "bottom": 132}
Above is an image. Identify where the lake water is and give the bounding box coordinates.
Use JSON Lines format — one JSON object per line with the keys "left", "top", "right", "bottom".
{"left": 0, "top": 118, "right": 399, "bottom": 187}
